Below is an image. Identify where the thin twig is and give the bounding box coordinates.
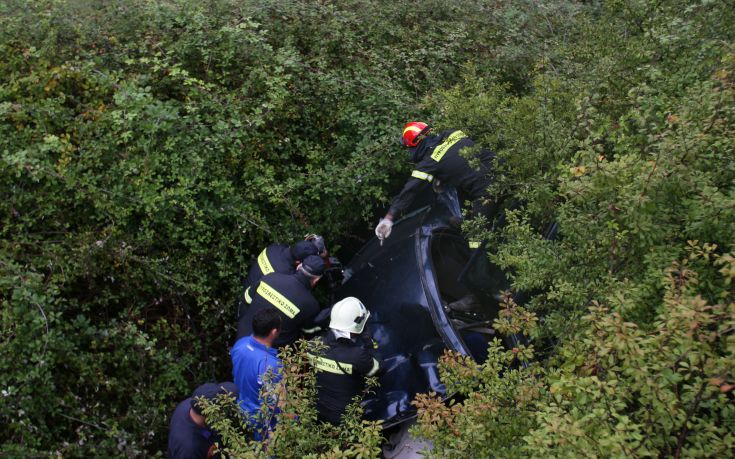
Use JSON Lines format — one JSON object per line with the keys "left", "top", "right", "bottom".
{"left": 58, "top": 413, "right": 109, "bottom": 431}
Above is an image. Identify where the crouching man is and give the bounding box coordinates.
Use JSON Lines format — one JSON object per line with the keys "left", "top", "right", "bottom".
{"left": 310, "top": 297, "right": 382, "bottom": 424}
{"left": 167, "top": 382, "right": 238, "bottom": 459}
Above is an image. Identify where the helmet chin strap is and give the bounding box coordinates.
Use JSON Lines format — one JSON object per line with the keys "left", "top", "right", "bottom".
{"left": 332, "top": 329, "right": 352, "bottom": 340}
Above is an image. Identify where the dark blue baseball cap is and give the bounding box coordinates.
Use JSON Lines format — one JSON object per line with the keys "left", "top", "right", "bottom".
{"left": 300, "top": 255, "right": 325, "bottom": 277}
{"left": 190, "top": 382, "right": 238, "bottom": 415}
{"left": 291, "top": 240, "right": 319, "bottom": 261}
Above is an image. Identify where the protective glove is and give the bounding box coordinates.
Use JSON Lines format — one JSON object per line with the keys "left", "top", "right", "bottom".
{"left": 374, "top": 218, "right": 393, "bottom": 245}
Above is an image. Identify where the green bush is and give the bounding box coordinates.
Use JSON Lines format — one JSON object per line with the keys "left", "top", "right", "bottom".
{"left": 1, "top": 0, "right": 542, "bottom": 455}
{"left": 413, "top": 0, "right": 735, "bottom": 457}
{"left": 3, "top": 0, "right": 733, "bottom": 456}
{"left": 199, "top": 340, "right": 383, "bottom": 459}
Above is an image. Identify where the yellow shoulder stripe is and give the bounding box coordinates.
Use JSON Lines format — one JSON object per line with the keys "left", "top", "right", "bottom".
{"left": 257, "top": 247, "right": 275, "bottom": 275}
{"left": 257, "top": 281, "right": 300, "bottom": 318}
{"left": 431, "top": 130, "right": 467, "bottom": 162}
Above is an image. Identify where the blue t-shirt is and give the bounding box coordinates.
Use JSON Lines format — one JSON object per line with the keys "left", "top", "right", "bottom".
{"left": 231, "top": 335, "right": 282, "bottom": 434}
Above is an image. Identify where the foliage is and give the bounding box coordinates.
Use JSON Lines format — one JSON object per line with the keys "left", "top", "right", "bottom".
{"left": 0, "top": 0, "right": 533, "bottom": 455}
{"left": 415, "top": 249, "right": 734, "bottom": 458}
{"left": 200, "top": 339, "right": 383, "bottom": 459}
{"left": 2, "top": 0, "right": 734, "bottom": 456}
{"left": 412, "top": 295, "right": 542, "bottom": 458}
{"left": 413, "top": 0, "right": 735, "bottom": 457}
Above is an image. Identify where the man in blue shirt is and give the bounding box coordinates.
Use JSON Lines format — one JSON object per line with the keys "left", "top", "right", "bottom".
{"left": 231, "top": 308, "right": 283, "bottom": 439}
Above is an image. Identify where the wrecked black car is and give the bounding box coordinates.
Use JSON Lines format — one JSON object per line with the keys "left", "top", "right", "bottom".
{"left": 335, "top": 188, "right": 521, "bottom": 428}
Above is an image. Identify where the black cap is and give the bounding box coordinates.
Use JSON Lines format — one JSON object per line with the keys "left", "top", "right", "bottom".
{"left": 300, "top": 255, "right": 325, "bottom": 277}
{"left": 291, "top": 240, "right": 319, "bottom": 261}
{"left": 190, "top": 382, "right": 237, "bottom": 415}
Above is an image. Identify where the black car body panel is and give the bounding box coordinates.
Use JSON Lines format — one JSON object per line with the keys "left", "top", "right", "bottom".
{"left": 336, "top": 189, "right": 492, "bottom": 427}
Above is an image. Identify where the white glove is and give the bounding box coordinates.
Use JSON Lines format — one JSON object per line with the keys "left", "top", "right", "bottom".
{"left": 375, "top": 218, "right": 394, "bottom": 245}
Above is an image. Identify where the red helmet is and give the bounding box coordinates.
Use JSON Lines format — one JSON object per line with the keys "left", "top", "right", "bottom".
{"left": 400, "top": 121, "right": 430, "bottom": 148}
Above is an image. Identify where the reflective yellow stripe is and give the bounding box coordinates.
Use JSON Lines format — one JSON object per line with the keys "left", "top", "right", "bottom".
{"left": 244, "top": 286, "right": 253, "bottom": 304}
{"left": 366, "top": 358, "right": 380, "bottom": 377}
{"left": 257, "top": 281, "right": 300, "bottom": 319}
{"left": 403, "top": 125, "right": 421, "bottom": 136}
{"left": 257, "top": 248, "right": 274, "bottom": 275}
{"left": 469, "top": 241, "right": 481, "bottom": 249}
{"left": 411, "top": 170, "right": 434, "bottom": 182}
{"left": 308, "top": 354, "right": 353, "bottom": 375}
{"left": 431, "top": 130, "right": 467, "bottom": 162}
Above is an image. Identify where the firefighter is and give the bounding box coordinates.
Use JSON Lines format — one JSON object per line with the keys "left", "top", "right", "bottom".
{"left": 374, "top": 121, "right": 498, "bottom": 242}
{"left": 167, "top": 381, "right": 237, "bottom": 459}
{"left": 236, "top": 254, "right": 325, "bottom": 346}
{"left": 238, "top": 235, "right": 328, "bottom": 319}
{"left": 374, "top": 121, "right": 500, "bottom": 312}
{"left": 310, "top": 297, "right": 382, "bottom": 425}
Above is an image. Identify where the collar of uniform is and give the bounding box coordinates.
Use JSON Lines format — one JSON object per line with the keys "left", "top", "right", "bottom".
{"left": 294, "top": 271, "right": 311, "bottom": 288}
{"left": 246, "top": 335, "right": 278, "bottom": 357}
{"left": 409, "top": 131, "right": 444, "bottom": 163}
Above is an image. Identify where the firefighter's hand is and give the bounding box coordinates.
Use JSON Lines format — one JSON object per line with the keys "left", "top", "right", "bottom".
{"left": 375, "top": 218, "right": 393, "bottom": 244}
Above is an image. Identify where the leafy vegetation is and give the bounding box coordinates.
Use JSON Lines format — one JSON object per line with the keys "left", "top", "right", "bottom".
{"left": 413, "top": 0, "right": 735, "bottom": 457}
{"left": 200, "top": 340, "right": 383, "bottom": 458}
{"left": 1, "top": 0, "right": 733, "bottom": 457}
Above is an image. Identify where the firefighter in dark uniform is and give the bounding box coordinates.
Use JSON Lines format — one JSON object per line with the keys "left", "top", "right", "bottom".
{"left": 310, "top": 297, "right": 382, "bottom": 425}
{"left": 375, "top": 121, "right": 497, "bottom": 239}
{"left": 237, "top": 235, "right": 328, "bottom": 319}
{"left": 374, "top": 121, "right": 499, "bottom": 312}
{"left": 236, "top": 255, "right": 325, "bottom": 346}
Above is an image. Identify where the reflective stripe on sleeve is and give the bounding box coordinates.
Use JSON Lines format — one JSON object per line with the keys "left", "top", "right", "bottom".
{"left": 366, "top": 358, "right": 380, "bottom": 377}
{"left": 469, "top": 241, "right": 481, "bottom": 249}
{"left": 256, "top": 281, "right": 301, "bottom": 318}
{"left": 411, "top": 170, "right": 434, "bottom": 182}
{"left": 430, "top": 130, "right": 467, "bottom": 162}
{"left": 257, "top": 248, "right": 275, "bottom": 275}
{"left": 244, "top": 286, "right": 253, "bottom": 304}
{"left": 308, "top": 354, "right": 353, "bottom": 375}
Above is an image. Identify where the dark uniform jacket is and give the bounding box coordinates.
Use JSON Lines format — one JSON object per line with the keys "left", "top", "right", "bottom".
{"left": 311, "top": 330, "right": 382, "bottom": 424}
{"left": 240, "top": 243, "right": 296, "bottom": 306}
{"left": 237, "top": 271, "right": 321, "bottom": 346}
{"left": 388, "top": 129, "right": 495, "bottom": 217}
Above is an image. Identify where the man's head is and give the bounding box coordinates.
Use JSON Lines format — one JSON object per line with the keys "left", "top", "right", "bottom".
{"left": 297, "top": 255, "right": 325, "bottom": 288}
{"left": 252, "top": 308, "right": 282, "bottom": 343}
{"left": 190, "top": 381, "right": 238, "bottom": 424}
{"left": 400, "top": 121, "right": 431, "bottom": 148}
{"left": 290, "top": 240, "right": 319, "bottom": 264}
{"left": 303, "top": 234, "right": 328, "bottom": 258}
{"left": 329, "top": 296, "right": 370, "bottom": 335}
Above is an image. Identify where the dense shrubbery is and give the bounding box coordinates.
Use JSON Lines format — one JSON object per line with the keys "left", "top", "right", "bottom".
{"left": 0, "top": 0, "right": 539, "bottom": 456}
{"left": 413, "top": 0, "right": 735, "bottom": 457}
{"left": 2, "top": 0, "right": 733, "bottom": 457}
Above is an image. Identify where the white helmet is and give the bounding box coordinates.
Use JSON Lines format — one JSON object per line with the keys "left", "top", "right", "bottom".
{"left": 329, "top": 297, "right": 370, "bottom": 334}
